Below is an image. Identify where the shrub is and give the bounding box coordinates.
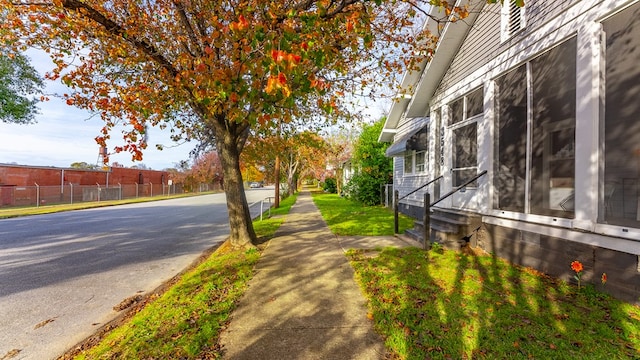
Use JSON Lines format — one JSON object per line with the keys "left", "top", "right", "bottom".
{"left": 323, "top": 177, "right": 337, "bottom": 193}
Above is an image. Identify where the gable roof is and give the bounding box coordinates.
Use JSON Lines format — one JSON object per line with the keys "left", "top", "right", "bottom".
{"left": 379, "top": 1, "right": 485, "bottom": 142}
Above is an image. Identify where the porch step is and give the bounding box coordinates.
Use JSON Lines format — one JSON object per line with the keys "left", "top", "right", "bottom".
{"left": 405, "top": 207, "right": 482, "bottom": 250}
{"left": 415, "top": 219, "right": 458, "bottom": 234}
{"left": 431, "top": 207, "right": 476, "bottom": 224}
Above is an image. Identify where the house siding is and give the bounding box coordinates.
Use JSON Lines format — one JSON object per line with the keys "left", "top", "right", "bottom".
{"left": 435, "top": 3, "right": 501, "bottom": 97}
{"left": 391, "top": 117, "right": 432, "bottom": 212}
{"left": 525, "top": 0, "right": 583, "bottom": 33}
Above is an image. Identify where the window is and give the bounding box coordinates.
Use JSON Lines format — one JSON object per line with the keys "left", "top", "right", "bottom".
{"left": 530, "top": 37, "right": 576, "bottom": 217}
{"left": 494, "top": 65, "right": 527, "bottom": 212}
{"left": 404, "top": 153, "right": 413, "bottom": 174}
{"left": 493, "top": 37, "right": 576, "bottom": 217}
{"left": 602, "top": 2, "right": 640, "bottom": 227}
{"left": 415, "top": 151, "right": 426, "bottom": 173}
{"left": 449, "top": 98, "right": 464, "bottom": 125}
{"left": 404, "top": 150, "right": 427, "bottom": 175}
{"left": 449, "top": 87, "right": 483, "bottom": 187}
{"left": 453, "top": 124, "right": 478, "bottom": 187}
{"left": 501, "top": 0, "right": 525, "bottom": 41}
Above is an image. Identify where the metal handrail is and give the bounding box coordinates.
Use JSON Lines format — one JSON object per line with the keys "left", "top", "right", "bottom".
{"left": 398, "top": 175, "right": 443, "bottom": 201}
{"left": 249, "top": 196, "right": 275, "bottom": 221}
{"left": 430, "top": 170, "right": 487, "bottom": 207}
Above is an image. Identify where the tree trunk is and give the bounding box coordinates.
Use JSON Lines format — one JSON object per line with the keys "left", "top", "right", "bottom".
{"left": 286, "top": 152, "right": 298, "bottom": 196}
{"left": 215, "top": 122, "right": 257, "bottom": 248}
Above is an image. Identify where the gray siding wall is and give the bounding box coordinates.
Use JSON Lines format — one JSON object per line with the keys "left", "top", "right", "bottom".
{"left": 525, "top": 0, "right": 583, "bottom": 33}
{"left": 434, "top": 0, "right": 584, "bottom": 99}
{"left": 435, "top": 3, "right": 501, "bottom": 97}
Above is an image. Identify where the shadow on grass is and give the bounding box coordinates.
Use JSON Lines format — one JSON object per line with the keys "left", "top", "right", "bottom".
{"left": 348, "top": 247, "right": 640, "bottom": 359}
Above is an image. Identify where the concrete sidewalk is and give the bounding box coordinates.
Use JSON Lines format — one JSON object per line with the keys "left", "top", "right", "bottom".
{"left": 218, "top": 191, "right": 414, "bottom": 359}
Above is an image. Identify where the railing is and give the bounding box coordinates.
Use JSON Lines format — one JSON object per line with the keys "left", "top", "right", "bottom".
{"left": 431, "top": 170, "right": 487, "bottom": 207}
{"left": 394, "top": 170, "right": 487, "bottom": 249}
{"left": 398, "top": 175, "right": 443, "bottom": 201}
{"left": 393, "top": 176, "right": 443, "bottom": 234}
{"left": 249, "top": 197, "right": 275, "bottom": 221}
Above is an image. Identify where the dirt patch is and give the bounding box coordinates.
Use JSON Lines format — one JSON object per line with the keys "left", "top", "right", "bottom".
{"left": 112, "top": 295, "right": 144, "bottom": 312}
{"left": 57, "top": 239, "right": 229, "bottom": 360}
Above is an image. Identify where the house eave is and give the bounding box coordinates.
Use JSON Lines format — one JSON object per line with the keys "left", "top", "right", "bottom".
{"left": 379, "top": 0, "right": 485, "bottom": 140}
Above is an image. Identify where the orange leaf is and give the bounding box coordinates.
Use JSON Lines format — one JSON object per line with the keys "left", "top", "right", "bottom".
{"left": 346, "top": 20, "right": 354, "bottom": 32}
{"left": 278, "top": 72, "right": 287, "bottom": 85}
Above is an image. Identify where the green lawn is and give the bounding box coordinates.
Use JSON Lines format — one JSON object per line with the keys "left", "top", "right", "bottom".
{"left": 348, "top": 247, "right": 640, "bottom": 360}
{"left": 311, "top": 192, "right": 413, "bottom": 236}
{"left": 70, "top": 194, "right": 298, "bottom": 359}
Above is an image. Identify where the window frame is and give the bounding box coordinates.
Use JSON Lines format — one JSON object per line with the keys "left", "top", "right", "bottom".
{"left": 492, "top": 37, "right": 577, "bottom": 218}
{"left": 403, "top": 150, "right": 428, "bottom": 176}
{"left": 448, "top": 87, "right": 483, "bottom": 187}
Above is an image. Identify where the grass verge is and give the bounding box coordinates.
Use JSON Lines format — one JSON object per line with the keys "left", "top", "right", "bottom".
{"left": 0, "top": 192, "right": 217, "bottom": 219}
{"left": 68, "top": 194, "right": 298, "bottom": 359}
{"left": 311, "top": 192, "right": 412, "bottom": 236}
{"left": 348, "top": 247, "right": 640, "bottom": 359}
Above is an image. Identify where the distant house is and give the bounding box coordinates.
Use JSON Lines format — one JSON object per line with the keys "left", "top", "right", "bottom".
{"left": 380, "top": 0, "right": 640, "bottom": 303}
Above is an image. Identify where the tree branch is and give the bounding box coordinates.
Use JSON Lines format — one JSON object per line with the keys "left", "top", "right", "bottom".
{"left": 172, "top": 0, "right": 204, "bottom": 56}
{"left": 60, "top": 0, "right": 179, "bottom": 79}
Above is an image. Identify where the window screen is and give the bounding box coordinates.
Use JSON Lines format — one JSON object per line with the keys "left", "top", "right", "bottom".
{"left": 602, "top": 2, "right": 640, "bottom": 227}
{"left": 529, "top": 37, "right": 576, "bottom": 217}
{"left": 449, "top": 98, "right": 464, "bottom": 125}
{"left": 494, "top": 65, "right": 527, "bottom": 212}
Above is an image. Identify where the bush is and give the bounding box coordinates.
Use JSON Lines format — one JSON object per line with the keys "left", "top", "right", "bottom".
{"left": 346, "top": 118, "right": 392, "bottom": 206}
{"left": 347, "top": 173, "right": 385, "bottom": 206}
{"left": 323, "top": 177, "right": 337, "bottom": 193}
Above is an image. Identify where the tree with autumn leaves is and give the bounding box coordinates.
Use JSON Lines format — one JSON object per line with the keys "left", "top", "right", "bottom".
{"left": 2, "top": 0, "right": 471, "bottom": 248}
{"left": 242, "top": 128, "right": 328, "bottom": 197}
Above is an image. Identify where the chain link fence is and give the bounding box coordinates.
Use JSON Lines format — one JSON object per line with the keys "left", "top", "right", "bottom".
{"left": 0, "top": 183, "right": 221, "bottom": 208}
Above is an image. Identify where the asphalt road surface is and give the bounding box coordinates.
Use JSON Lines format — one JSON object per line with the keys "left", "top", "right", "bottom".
{"left": 0, "top": 188, "right": 274, "bottom": 360}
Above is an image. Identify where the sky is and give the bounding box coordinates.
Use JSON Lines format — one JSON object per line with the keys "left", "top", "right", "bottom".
{"left": 0, "top": 50, "right": 194, "bottom": 170}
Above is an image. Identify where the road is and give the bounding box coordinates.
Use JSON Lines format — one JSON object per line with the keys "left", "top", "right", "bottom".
{"left": 0, "top": 188, "right": 273, "bottom": 360}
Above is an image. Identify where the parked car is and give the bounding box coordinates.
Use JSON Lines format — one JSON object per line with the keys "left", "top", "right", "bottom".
{"left": 249, "top": 182, "right": 262, "bottom": 188}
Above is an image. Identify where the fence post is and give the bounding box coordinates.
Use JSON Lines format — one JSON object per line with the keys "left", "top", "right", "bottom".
{"left": 70, "top": 183, "right": 73, "bottom": 204}
{"left": 118, "top": 183, "right": 122, "bottom": 200}
{"left": 97, "top": 183, "right": 101, "bottom": 202}
{"left": 260, "top": 200, "right": 264, "bottom": 221}
{"left": 136, "top": 183, "right": 139, "bottom": 198}
{"left": 394, "top": 190, "right": 399, "bottom": 234}
{"left": 35, "top": 183, "right": 40, "bottom": 208}
{"left": 150, "top": 182, "right": 153, "bottom": 197}
{"left": 423, "top": 192, "right": 431, "bottom": 250}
